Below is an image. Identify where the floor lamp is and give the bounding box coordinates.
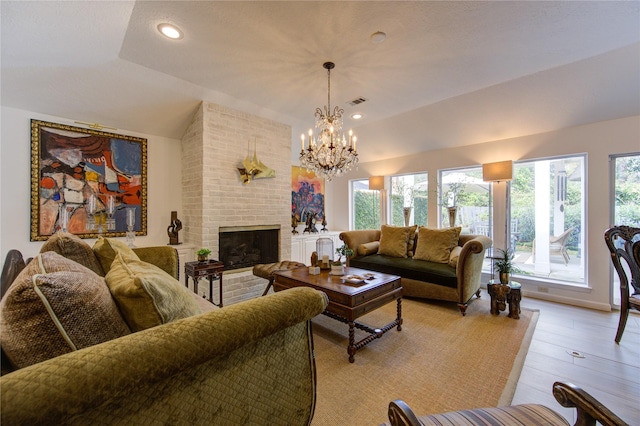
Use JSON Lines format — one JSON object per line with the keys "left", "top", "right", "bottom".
{"left": 482, "top": 160, "right": 513, "bottom": 252}
{"left": 369, "top": 176, "right": 385, "bottom": 228}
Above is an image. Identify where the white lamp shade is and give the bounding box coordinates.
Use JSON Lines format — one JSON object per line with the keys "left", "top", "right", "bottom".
{"left": 369, "top": 175, "right": 385, "bottom": 190}
{"left": 483, "top": 160, "right": 513, "bottom": 182}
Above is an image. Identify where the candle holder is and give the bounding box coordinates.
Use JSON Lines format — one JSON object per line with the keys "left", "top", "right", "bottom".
{"left": 106, "top": 195, "right": 115, "bottom": 231}
{"left": 126, "top": 207, "right": 136, "bottom": 247}
{"left": 59, "top": 204, "right": 69, "bottom": 233}
{"left": 87, "top": 194, "right": 99, "bottom": 232}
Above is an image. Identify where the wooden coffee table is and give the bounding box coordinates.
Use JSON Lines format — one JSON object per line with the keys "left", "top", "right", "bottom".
{"left": 274, "top": 266, "right": 402, "bottom": 363}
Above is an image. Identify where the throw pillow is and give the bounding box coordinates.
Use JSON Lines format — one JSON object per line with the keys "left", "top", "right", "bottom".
{"left": 105, "top": 252, "right": 201, "bottom": 332}
{"left": 377, "top": 225, "right": 417, "bottom": 258}
{"left": 40, "top": 231, "right": 104, "bottom": 276}
{"left": 449, "top": 246, "right": 463, "bottom": 268}
{"left": 358, "top": 241, "right": 380, "bottom": 257}
{"left": 93, "top": 237, "right": 140, "bottom": 274}
{"left": 407, "top": 226, "right": 418, "bottom": 257}
{"left": 0, "top": 252, "right": 131, "bottom": 369}
{"left": 413, "top": 226, "right": 462, "bottom": 263}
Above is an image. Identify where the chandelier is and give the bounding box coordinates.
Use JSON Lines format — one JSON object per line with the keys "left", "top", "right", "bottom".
{"left": 300, "top": 61, "right": 358, "bottom": 181}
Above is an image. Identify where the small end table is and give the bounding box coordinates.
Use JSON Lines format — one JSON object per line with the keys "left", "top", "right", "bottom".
{"left": 487, "top": 280, "right": 521, "bottom": 319}
{"left": 185, "top": 260, "right": 224, "bottom": 307}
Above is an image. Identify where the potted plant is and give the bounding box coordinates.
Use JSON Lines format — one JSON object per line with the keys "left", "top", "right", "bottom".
{"left": 196, "top": 248, "right": 211, "bottom": 262}
{"left": 331, "top": 245, "right": 354, "bottom": 276}
{"left": 493, "top": 248, "right": 521, "bottom": 284}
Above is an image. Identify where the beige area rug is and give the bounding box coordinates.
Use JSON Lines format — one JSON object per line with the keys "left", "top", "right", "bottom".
{"left": 311, "top": 297, "right": 538, "bottom": 426}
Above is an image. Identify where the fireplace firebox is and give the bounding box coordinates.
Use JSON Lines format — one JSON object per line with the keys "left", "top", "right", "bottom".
{"left": 218, "top": 225, "right": 280, "bottom": 271}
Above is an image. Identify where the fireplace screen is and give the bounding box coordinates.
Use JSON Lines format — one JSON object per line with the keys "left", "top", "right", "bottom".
{"left": 219, "top": 226, "right": 279, "bottom": 270}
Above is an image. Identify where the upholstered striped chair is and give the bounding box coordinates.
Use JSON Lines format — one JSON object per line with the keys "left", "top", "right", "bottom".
{"left": 385, "top": 381, "right": 627, "bottom": 426}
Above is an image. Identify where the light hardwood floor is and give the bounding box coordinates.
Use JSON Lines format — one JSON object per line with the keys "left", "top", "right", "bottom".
{"left": 508, "top": 293, "right": 639, "bottom": 424}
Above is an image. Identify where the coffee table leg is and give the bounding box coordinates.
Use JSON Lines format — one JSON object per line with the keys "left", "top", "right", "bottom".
{"left": 396, "top": 298, "right": 403, "bottom": 331}
{"left": 348, "top": 321, "right": 356, "bottom": 363}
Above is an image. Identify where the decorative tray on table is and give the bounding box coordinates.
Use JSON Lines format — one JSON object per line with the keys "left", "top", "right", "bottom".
{"left": 342, "top": 273, "right": 376, "bottom": 284}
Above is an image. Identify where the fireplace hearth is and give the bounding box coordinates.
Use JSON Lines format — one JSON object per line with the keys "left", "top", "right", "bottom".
{"left": 219, "top": 225, "right": 280, "bottom": 271}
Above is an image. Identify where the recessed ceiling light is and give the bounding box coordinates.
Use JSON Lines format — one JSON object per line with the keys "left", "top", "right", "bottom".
{"left": 157, "top": 23, "right": 183, "bottom": 40}
{"left": 370, "top": 31, "right": 386, "bottom": 44}
{"left": 351, "top": 113, "right": 364, "bottom": 120}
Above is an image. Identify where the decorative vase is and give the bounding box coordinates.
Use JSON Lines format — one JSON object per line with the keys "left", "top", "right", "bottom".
{"left": 447, "top": 206, "right": 457, "bottom": 227}
{"left": 402, "top": 207, "right": 412, "bottom": 227}
{"left": 331, "top": 263, "right": 345, "bottom": 276}
{"left": 198, "top": 254, "right": 209, "bottom": 262}
{"left": 499, "top": 272, "right": 510, "bottom": 284}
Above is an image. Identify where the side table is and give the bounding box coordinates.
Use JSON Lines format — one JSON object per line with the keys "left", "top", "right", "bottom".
{"left": 487, "top": 280, "right": 521, "bottom": 319}
{"left": 185, "top": 260, "right": 224, "bottom": 307}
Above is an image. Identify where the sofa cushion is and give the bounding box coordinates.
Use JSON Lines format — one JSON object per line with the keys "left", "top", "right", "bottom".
{"left": 350, "top": 254, "right": 458, "bottom": 288}
{"left": 377, "top": 225, "right": 417, "bottom": 258}
{"left": 413, "top": 226, "right": 462, "bottom": 263}
{"left": 358, "top": 241, "right": 380, "bottom": 256}
{"left": 105, "top": 252, "right": 201, "bottom": 332}
{"left": 93, "top": 237, "right": 140, "bottom": 274}
{"left": 449, "top": 246, "right": 462, "bottom": 268}
{"left": 0, "top": 251, "right": 130, "bottom": 369}
{"left": 39, "top": 231, "right": 104, "bottom": 276}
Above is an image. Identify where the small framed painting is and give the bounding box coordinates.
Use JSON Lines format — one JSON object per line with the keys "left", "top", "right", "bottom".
{"left": 30, "top": 119, "right": 147, "bottom": 241}
{"left": 292, "top": 166, "right": 325, "bottom": 227}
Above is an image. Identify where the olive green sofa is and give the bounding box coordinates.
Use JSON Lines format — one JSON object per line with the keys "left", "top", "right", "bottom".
{"left": 0, "top": 234, "right": 328, "bottom": 425}
{"left": 340, "top": 228, "right": 492, "bottom": 315}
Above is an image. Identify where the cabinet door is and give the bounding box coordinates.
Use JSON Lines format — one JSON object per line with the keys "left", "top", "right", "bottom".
{"left": 291, "top": 238, "right": 303, "bottom": 264}
{"left": 302, "top": 238, "right": 320, "bottom": 266}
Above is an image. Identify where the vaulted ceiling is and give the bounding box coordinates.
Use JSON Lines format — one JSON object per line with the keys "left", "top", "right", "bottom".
{"left": 2, "top": 1, "right": 639, "bottom": 163}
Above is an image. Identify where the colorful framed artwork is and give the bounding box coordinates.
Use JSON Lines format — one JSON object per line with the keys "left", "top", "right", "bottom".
{"left": 30, "top": 119, "right": 147, "bottom": 241}
{"left": 292, "top": 166, "right": 325, "bottom": 229}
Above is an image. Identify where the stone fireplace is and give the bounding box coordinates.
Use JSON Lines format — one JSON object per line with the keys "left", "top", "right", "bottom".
{"left": 181, "top": 102, "right": 292, "bottom": 305}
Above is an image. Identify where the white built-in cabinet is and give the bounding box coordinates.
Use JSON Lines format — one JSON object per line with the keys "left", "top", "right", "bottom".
{"left": 290, "top": 231, "right": 344, "bottom": 265}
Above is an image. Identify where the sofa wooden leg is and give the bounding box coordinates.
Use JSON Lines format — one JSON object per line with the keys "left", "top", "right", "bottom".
{"left": 475, "top": 289, "right": 481, "bottom": 298}
{"left": 458, "top": 303, "right": 468, "bottom": 316}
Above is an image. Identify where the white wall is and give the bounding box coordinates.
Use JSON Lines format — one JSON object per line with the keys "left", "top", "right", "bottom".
{"left": 325, "top": 115, "right": 640, "bottom": 310}
{"left": 1, "top": 106, "right": 183, "bottom": 261}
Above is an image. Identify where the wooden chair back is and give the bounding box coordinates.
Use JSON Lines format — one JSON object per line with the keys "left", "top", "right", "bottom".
{"left": 604, "top": 225, "right": 640, "bottom": 343}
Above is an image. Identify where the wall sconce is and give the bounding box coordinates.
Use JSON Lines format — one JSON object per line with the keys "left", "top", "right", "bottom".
{"left": 369, "top": 176, "right": 386, "bottom": 227}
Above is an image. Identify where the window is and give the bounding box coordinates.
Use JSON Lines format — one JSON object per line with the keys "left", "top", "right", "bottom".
{"left": 389, "top": 173, "right": 428, "bottom": 226}
{"left": 438, "top": 167, "right": 490, "bottom": 234}
{"left": 351, "top": 179, "right": 380, "bottom": 229}
{"left": 610, "top": 153, "right": 640, "bottom": 305}
{"left": 612, "top": 153, "right": 640, "bottom": 227}
{"left": 510, "top": 155, "right": 586, "bottom": 285}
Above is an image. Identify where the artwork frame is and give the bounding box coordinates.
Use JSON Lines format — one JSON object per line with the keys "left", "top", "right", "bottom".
{"left": 30, "top": 119, "right": 147, "bottom": 241}
{"left": 291, "top": 166, "right": 325, "bottom": 230}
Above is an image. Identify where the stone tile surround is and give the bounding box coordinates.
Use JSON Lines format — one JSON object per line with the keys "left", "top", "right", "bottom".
{"left": 181, "top": 102, "right": 292, "bottom": 305}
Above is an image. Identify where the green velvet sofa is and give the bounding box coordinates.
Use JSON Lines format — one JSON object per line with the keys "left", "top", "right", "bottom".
{"left": 340, "top": 228, "right": 492, "bottom": 315}
{"left": 0, "top": 234, "right": 328, "bottom": 425}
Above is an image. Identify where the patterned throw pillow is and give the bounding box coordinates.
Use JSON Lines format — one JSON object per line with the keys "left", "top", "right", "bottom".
{"left": 413, "top": 227, "right": 462, "bottom": 263}
{"left": 93, "top": 237, "right": 140, "bottom": 274}
{"left": 0, "top": 252, "right": 131, "bottom": 369}
{"left": 377, "top": 225, "right": 417, "bottom": 258}
{"left": 105, "top": 252, "right": 202, "bottom": 332}
{"left": 40, "top": 231, "right": 105, "bottom": 276}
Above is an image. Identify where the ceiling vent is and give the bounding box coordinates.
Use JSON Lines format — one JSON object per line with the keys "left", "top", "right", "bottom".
{"left": 348, "top": 97, "right": 368, "bottom": 106}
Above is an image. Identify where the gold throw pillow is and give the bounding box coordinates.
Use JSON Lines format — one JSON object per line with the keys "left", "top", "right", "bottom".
{"left": 93, "top": 236, "right": 140, "bottom": 274}
{"left": 105, "top": 252, "right": 201, "bottom": 332}
{"left": 377, "top": 225, "right": 417, "bottom": 258}
{"left": 413, "top": 227, "right": 462, "bottom": 263}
